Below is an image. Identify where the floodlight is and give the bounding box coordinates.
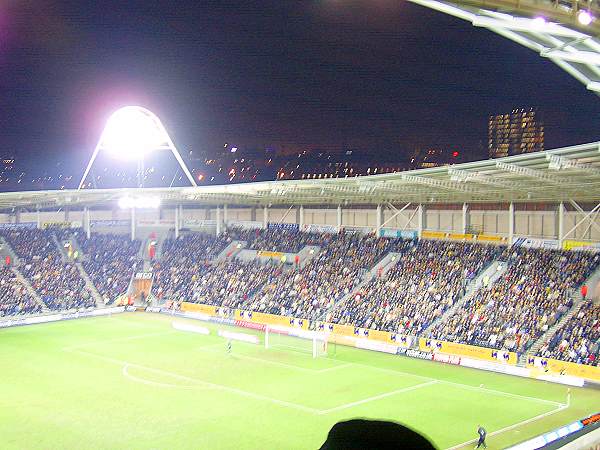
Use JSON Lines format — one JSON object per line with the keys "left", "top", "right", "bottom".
{"left": 577, "top": 10, "right": 593, "bottom": 26}
{"left": 102, "top": 107, "right": 167, "bottom": 161}
{"left": 530, "top": 16, "right": 546, "bottom": 29}
{"left": 118, "top": 196, "right": 161, "bottom": 209}
{"left": 78, "top": 106, "right": 197, "bottom": 189}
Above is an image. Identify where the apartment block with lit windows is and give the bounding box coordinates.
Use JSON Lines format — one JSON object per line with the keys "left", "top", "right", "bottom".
{"left": 488, "top": 108, "right": 544, "bottom": 159}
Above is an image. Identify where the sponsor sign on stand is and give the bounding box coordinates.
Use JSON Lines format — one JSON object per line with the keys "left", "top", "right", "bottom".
{"left": 267, "top": 223, "right": 299, "bottom": 231}
{"left": 302, "top": 224, "right": 338, "bottom": 234}
{"left": 228, "top": 220, "right": 262, "bottom": 230}
{"left": 183, "top": 219, "right": 216, "bottom": 228}
{"left": 137, "top": 219, "right": 175, "bottom": 228}
{"left": 379, "top": 228, "right": 418, "bottom": 239}
{"left": 90, "top": 220, "right": 130, "bottom": 228}
{"left": 562, "top": 240, "right": 600, "bottom": 252}
{"left": 512, "top": 236, "right": 559, "bottom": 249}
{"left": 0, "top": 222, "right": 37, "bottom": 229}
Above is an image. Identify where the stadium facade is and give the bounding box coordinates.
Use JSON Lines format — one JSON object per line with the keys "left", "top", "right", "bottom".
{"left": 2, "top": 141, "right": 600, "bottom": 247}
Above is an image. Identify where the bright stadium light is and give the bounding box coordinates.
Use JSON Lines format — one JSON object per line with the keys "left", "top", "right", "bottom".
{"left": 78, "top": 106, "right": 197, "bottom": 189}
{"left": 102, "top": 107, "right": 167, "bottom": 160}
{"left": 577, "top": 10, "right": 593, "bottom": 26}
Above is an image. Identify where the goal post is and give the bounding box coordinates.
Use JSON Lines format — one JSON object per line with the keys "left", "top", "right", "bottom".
{"left": 265, "top": 325, "right": 329, "bottom": 358}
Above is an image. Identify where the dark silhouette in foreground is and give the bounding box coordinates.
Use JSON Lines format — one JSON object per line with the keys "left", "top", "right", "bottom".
{"left": 320, "top": 419, "right": 437, "bottom": 449}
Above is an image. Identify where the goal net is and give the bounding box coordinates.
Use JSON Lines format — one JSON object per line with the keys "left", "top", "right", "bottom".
{"left": 265, "top": 325, "right": 329, "bottom": 358}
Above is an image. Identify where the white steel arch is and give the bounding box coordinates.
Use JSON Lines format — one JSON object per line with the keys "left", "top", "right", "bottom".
{"left": 409, "top": 0, "right": 600, "bottom": 95}
{"left": 78, "top": 106, "right": 197, "bottom": 189}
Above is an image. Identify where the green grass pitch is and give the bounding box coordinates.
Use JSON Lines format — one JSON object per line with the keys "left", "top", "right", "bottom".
{"left": 1, "top": 312, "right": 598, "bottom": 449}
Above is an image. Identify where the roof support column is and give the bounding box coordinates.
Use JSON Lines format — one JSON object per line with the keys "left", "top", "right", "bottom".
{"left": 178, "top": 205, "right": 183, "bottom": 230}
{"left": 417, "top": 204, "right": 425, "bottom": 239}
{"left": 298, "top": 205, "right": 304, "bottom": 230}
{"left": 216, "top": 206, "right": 222, "bottom": 236}
{"left": 337, "top": 205, "right": 343, "bottom": 232}
{"left": 558, "top": 202, "right": 565, "bottom": 248}
{"left": 223, "top": 204, "right": 228, "bottom": 231}
{"left": 508, "top": 202, "right": 514, "bottom": 246}
{"left": 174, "top": 205, "right": 180, "bottom": 240}
{"left": 263, "top": 205, "right": 269, "bottom": 229}
{"left": 130, "top": 207, "right": 136, "bottom": 241}
{"left": 250, "top": 207, "right": 256, "bottom": 222}
{"left": 15, "top": 209, "right": 20, "bottom": 224}
{"left": 462, "top": 203, "right": 470, "bottom": 234}
{"left": 375, "top": 204, "right": 382, "bottom": 236}
{"left": 64, "top": 207, "right": 70, "bottom": 223}
{"left": 36, "top": 209, "right": 41, "bottom": 230}
{"left": 84, "top": 207, "right": 91, "bottom": 239}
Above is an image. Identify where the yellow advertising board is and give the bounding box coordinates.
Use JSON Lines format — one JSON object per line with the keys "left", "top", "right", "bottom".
{"left": 527, "top": 357, "right": 600, "bottom": 382}
{"left": 477, "top": 234, "right": 507, "bottom": 243}
{"left": 421, "top": 231, "right": 446, "bottom": 239}
{"left": 180, "top": 302, "right": 218, "bottom": 316}
{"left": 418, "top": 338, "right": 517, "bottom": 365}
{"left": 256, "top": 250, "right": 285, "bottom": 258}
{"left": 448, "top": 233, "right": 475, "bottom": 241}
{"left": 562, "top": 240, "right": 600, "bottom": 251}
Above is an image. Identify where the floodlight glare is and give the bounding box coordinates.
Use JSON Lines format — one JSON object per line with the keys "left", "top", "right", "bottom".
{"left": 78, "top": 106, "right": 198, "bottom": 189}
{"left": 102, "top": 107, "right": 167, "bottom": 160}
{"left": 118, "top": 196, "right": 161, "bottom": 209}
{"left": 530, "top": 16, "right": 546, "bottom": 29}
{"left": 577, "top": 10, "right": 593, "bottom": 26}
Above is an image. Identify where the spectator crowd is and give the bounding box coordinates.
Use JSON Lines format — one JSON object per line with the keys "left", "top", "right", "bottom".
{"left": 429, "top": 247, "right": 600, "bottom": 353}
{"left": 75, "top": 231, "right": 142, "bottom": 304}
{"left": 1, "top": 226, "right": 599, "bottom": 368}
{"left": 2, "top": 228, "right": 95, "bottom": 311}
{"left": 537, "top": 300, "right": 600, "bottom": 366}
{"left": 330, "top": 240, "right": 501, "bottom": 335}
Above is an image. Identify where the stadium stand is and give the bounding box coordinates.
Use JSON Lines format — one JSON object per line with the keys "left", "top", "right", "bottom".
{"left": 2, "top": 229, "right": 95, "bottom": 310}
{"left": 75, "top": 231, "right": 142, "bottom": 304}
{"left": 0, "top": 266, "right": 41, "bottom": 316}
{"left": 537, "top": 300, "right": 600, "bottom": 366}
{"left": 429, "top": 247, "right": 600, "bottom": 353}
{"left": 329, "top": 240, "right": 502, "bottom": 335}
{"left": 151, "top": 232, "right": 232, "bottom": 302}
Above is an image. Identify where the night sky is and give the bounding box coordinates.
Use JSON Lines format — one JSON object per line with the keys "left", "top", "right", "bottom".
{"left": 1, "top": 0, "right": 599, "bottom": 172}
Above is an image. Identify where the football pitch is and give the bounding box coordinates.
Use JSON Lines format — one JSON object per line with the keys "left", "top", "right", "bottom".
{"left": 1, "top": 313, "right": 598, "bottom": 449}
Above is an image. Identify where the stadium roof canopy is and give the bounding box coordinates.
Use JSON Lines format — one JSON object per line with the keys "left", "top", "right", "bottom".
{"left": 2, "top": 141, "right": 600, "bottom": 211}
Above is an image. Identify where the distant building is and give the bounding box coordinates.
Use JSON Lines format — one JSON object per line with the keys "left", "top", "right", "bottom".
{"left": 488, "top": 108, "right": 544, "bottom": 159}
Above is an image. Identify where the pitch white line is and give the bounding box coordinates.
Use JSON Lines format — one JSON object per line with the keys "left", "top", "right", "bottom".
{"left": 321, "top": 359, "right": 561, "bottom": 408}
{"left": 198, "top": 344, "right": 351, "bottom": 373}
{"left": 317, "top": 381, "right": 438, "bottom": 415}
{"left": 444, "top": 404, "right": 568, "bottom": 450}
{"left": 441, "top": 380, "right": 565, "bottom": 407}
{"left": 62, "top": 330, "right": 177, "bottom": 352}
{"left": 71, "top": 349, "right": 320, "bottom": 414}
{"left": 122, "top": 364, "right": 213, "bottom": 390}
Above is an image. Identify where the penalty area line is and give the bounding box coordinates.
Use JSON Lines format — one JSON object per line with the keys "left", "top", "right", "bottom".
{"left": 122, "top": 364, "right": 213, "bottom": 390}
{"left": 317, "top": 380, "right": 438, "bottom": 415}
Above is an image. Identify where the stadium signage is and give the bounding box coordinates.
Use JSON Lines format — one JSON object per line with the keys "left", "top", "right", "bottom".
{"left": 301, "top": 224, "right": 338, "bottom": 234}
{"left": 134, "top": 272, "right": 153, "bottom": 279}
{"left": 562, "top": 239, "right": 600, "bottom": 252}
{"left": 137, "top": 219, "right": 175, "bottom": 227}
{"left": 183, "top": 219, "right": 216, "bottom": 228}
{"left": 267, "top": 222, "right": 299, "bottom": 231}
{"left": 41, "top": 221, "right": 82, "bottom": 229}
{"left": 379, "top": 228, "right": 418, "bottom": 239}
{"left": 0, "top": 222, "right": 37, "bottom": 229}
{"left": 0, "top": 307, "right": 125, "bottom": 329}
{"left": 512, "top": 236, "right": 559, "bottom": 249}
{"left": 90, "top": 220, "right": 129, "bottom": 227}
{"left": 228, "top": 220, "right": 262, "bottom": 230}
